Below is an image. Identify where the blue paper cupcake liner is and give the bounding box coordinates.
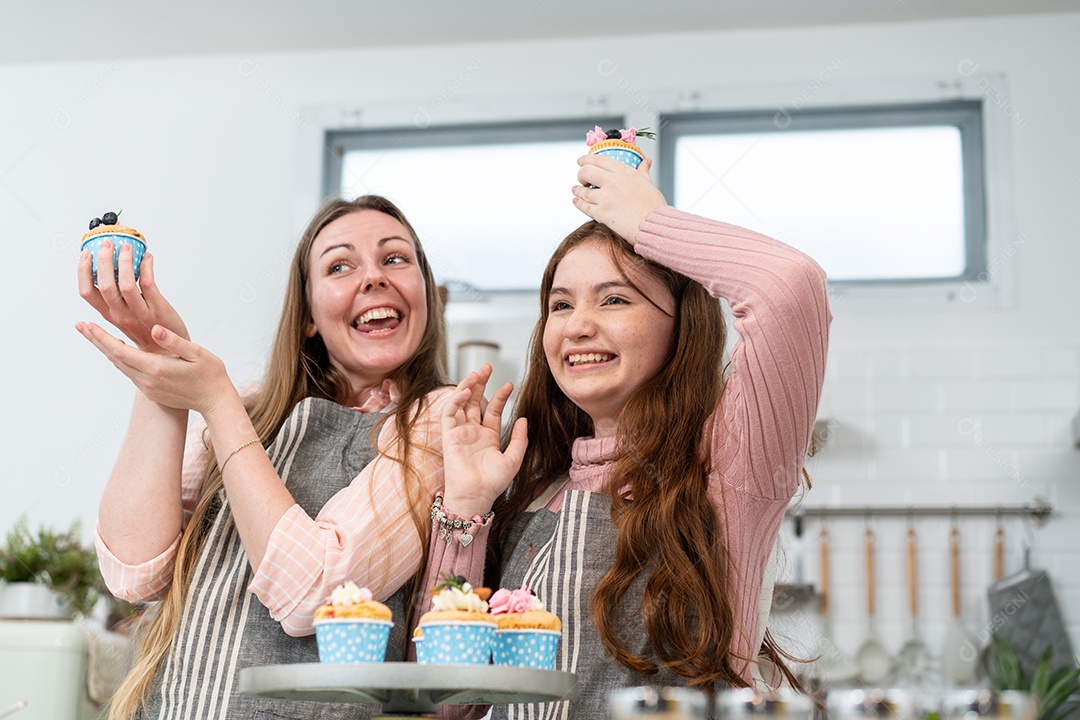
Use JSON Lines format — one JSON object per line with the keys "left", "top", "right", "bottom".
{"left": 412, "top": 636, "right": 430, "bottom": 664}
{"left": 81, "top": 233, "right": 147, "bottom": 284}
{"left": 593, "top": 146, "right": 644, "bottom": 170}
{"left": 416, "top": 620, "right": 495, "bottom": 665}
{"left": 314, "top": 618, "right": 393, "bottom": 664}
{"left": 492, "top": 628, "right": 561, "bottom": 669}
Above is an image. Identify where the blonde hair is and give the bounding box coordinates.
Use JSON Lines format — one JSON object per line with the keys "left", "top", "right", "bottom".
{"left": 109, "top": 196, "right": 448, "bottom": 719}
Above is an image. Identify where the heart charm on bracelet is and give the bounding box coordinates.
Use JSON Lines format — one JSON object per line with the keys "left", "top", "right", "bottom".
{"left": 458, "top": 533, "right": 473, "bottom": 547}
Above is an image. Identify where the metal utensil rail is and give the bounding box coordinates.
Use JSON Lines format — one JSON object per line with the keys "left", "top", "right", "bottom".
{"left": 787, "top": 497, "right": 1053, "bottom": 525}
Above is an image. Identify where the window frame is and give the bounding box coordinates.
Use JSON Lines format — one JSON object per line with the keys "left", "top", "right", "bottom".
{"left": 656, "top": 100, "right": 988, "bottom": 285}
{"left": 321, "top": 116, "right": 623, "bottom": 293}
{"left": 297, "top": 75, "right": 1015, "bottom": 311}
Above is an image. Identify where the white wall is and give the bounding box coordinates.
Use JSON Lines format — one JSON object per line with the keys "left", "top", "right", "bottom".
{"left": 1, "top": 11, "right": 1077, "bottom": 667}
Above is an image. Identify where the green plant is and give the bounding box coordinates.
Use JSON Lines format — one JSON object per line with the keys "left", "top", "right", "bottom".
{"left": 0, "top": 516, "right": 103, "bottom": 617}
{"left": 990, "top": 632, "right": 1080, "bottom": 720}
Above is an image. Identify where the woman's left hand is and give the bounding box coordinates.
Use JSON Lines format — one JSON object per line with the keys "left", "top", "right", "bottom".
{"left": 573, "top": 154, "right": 666, "bottom": 244}
{"left": 75, "top": 321, "right": 233, "bottom": 417}
{"left": 440, "top": 364, "right": 528, "bottom": 519}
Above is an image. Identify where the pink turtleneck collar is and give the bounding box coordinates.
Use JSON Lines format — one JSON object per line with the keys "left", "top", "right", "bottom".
{"left": 547, "top": 435, "right": 622, "bottom": 511}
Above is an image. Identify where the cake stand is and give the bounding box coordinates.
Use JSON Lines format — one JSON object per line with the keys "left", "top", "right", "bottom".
{"left": 239, "top": 662, "right": 578, "bottom": 718}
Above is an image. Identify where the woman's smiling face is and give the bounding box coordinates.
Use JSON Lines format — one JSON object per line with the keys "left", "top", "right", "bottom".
{"left": 306, "top": 209, "right": 428, "bottom": 402}
{"left": 542, "top": 240, "right": 676, "bottom": 437}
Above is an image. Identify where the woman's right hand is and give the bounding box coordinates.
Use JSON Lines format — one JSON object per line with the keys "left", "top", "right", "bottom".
{"left": 78, "top": 242, "right": 189, "bottom": 354}
{"left": 440, "top": 364, "right": 528, "bottom": 519}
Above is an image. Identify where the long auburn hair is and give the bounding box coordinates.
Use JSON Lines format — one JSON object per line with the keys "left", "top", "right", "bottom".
{"left": 491, "top": 221, "right": 801, "bottom": 691}
{"left": 110, "top": 195, "right": 448, "bottom": 720}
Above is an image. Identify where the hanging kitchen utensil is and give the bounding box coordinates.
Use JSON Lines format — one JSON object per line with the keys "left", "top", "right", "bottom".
{"left": 943, "top": 521, "right": 980, "bottom": 684}
{"left": 986, "top": 513, "right": 1075, "bottom": 683}
{"left": 815, "top": 522, "right": 859, "bottom": 684}
{"left": 994, "top": 518, "right": 1005, "bottom": 584}
{"left": 855, "top": 523, "right": 892, "bottom": 685}
{"left": 976, "top": 517, "right": 1006, "bottom": 679}
{"left": 897, "top": 522, "right": 932, "bottom": 683}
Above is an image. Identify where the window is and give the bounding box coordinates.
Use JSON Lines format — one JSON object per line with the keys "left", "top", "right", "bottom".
{"left": 657, "top": 102, "right": 986, "bottom": 284}
{"left": 324, "top": 118, "right": 621, "bottom": 292}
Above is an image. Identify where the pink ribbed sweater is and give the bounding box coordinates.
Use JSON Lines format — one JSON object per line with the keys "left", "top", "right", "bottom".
{"left": 425, "top": 205, "right": 831, "bottom": 682}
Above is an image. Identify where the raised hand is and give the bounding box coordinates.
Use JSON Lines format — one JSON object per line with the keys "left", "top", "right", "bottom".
{"left": 78, "top": 245, "right": 190, "bottom": 354}
{"left": 440, "top": 364, "right": 528, "bottom": 519}
{"left": 74, "top": 321, "right": 233, "bottom": 417}
{"left": 572, "top": 154, "right": 666, "bottom": 244}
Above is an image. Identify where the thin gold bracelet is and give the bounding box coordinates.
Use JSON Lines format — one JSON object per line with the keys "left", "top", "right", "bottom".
{"left": 219, "top": 438, "right": 261, "bottom": 473}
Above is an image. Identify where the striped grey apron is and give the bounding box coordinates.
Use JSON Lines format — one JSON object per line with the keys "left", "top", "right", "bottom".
{"left": 141, "top": 397, "right": 413, "bottom": 720}
{"left": 495, "top": 489, "right": 697, "bottom": 720}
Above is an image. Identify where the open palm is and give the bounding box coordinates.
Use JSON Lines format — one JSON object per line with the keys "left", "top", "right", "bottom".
{"left": 440, "top": 365, "right": 528, "bottom": 518}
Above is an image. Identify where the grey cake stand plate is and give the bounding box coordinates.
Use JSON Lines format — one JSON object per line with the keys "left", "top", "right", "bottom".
{"left": 239, "top": 662, "right": 578, "bottom": 717}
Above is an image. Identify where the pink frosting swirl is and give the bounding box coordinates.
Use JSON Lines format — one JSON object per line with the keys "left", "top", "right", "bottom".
{"left": 489, "top": 585, "right": 541, "bottom": 615}
{"left": 585, "top": 125, "right": 608, "bottom": 147}
{"left": 620, "top": 128, "right": 637, "bottom": 144}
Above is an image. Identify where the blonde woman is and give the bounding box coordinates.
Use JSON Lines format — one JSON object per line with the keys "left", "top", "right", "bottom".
{"left": 77, "top": 195, "right": 451, "bottom": 719}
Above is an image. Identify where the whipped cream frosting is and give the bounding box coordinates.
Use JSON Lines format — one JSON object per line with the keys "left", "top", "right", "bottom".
{"left": 331, "top": 580, "right": 373, "bottom": 606}
{"left": 431, "top": 583, "right": 489, "bottom": 613}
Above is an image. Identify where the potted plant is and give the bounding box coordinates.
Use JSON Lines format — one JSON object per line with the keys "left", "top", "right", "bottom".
{"left": 0, "top": 516, "right": 103, "bottom": 619}
{"left": 990, "top": 632, "right": 1080, "bottom": 720}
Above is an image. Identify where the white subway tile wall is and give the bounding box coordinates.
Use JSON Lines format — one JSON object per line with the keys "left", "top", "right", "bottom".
{"left": 779, "top": 342, "right": 1080, "bottom": 684}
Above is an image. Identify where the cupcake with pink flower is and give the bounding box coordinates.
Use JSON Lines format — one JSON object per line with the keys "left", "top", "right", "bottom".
{"left": 312, "top": 581, "right": 393, "bottom": 664}
{"left": 585, "top": 125, "right": 656, "bottom": 170}
{"left": 415, "top": 576, "right": 496, "bottom": 665}
{"left": 489, "top": 584, "right": 561, "bottom": 669}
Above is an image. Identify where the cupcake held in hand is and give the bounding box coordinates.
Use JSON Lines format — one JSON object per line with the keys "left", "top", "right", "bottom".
{"left": 490, "top": 584, "right": 561, "bottom": 669}
{"left": 313, "top": 581, "right": 393, "bottom": 663}
{"left": 415, "top": 575, "right": 496, "bottom": 665}
{"left": 585, "top": 125, "right": 656, "bottom": 171}
{"left": 80, "top": 210, "right": 147, "bottom": 284}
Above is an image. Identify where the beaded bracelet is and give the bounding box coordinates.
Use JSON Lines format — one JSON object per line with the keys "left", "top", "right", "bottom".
{"left": 430, "top": 493, "right": 494, "bottom": 547}
{"left": 219, "top": 438, "right": 261, "bottom": 473}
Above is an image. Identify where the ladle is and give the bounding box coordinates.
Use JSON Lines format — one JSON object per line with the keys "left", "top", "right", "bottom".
{"left": 976, "top": 519, "right": 1006, "bottom": 678}
{"left": 943, "top": 522, "right": 980, "bottom": 684}
{"left": 897, "top": 523, "right": 932, "bottom": 683}
{"left": 816, "top": 523, "right": 858, "bottom": 684}
{"left": 855, "top": 524, "right": 892, "bottom": 684}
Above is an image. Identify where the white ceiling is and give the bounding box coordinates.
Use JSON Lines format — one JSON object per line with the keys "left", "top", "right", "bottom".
{"left": 8, "top": 0, "right": 1080, "bottom": 66}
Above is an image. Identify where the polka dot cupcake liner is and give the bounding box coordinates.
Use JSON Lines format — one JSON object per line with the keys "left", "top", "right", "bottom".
{"left": 314, "top": 618, "right": 393, "bottom": 664}
{"left": 492, "top": 629, "right": 561, "bottom": 670}
{"left": 81, "top": 233, "right": 147, "bottom": 284}
{"left": 415, "top": 621, "right": 495, "bottom": 665}
{"left": 592, "top": 146, "right": 644, "bottom": 170}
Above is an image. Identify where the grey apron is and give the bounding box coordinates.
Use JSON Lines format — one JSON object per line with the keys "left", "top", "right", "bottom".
{"left": 495, "top": 489, "right": 698, "bottom": 720}
{"left": 141, "top": 397, "right": 413, "bottom": 720}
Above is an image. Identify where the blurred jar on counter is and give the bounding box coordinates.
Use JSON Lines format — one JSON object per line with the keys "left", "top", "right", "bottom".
{"left": 941, "top": 690, "right": 1037, "bottom": 720}
{"left": 455, "top": 340, "right": 500, "bottom": 381}
{"left": 716, "top": 688, "right": 816, "bottom": 720}
{"left": 826, "top": 689, "right": 919, "bottom": 720}
{"left": 609, "top": 686, "right": 708, "bottom": 720}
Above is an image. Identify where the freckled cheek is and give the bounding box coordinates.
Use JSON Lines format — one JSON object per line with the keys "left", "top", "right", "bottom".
{"left": 541, "top": 325, "right": 562, "bottom": 368}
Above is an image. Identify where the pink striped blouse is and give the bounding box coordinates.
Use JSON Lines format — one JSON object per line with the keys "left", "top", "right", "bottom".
{"left": 95, "top": 384, "right": 451, "bottom": 636}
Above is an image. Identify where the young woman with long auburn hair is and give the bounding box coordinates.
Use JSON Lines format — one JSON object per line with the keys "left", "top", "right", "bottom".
{"left": 76, "top": 195, "right": 451, "bottom": 720}
{"left": 425, "top": 155, "right": 831, "bottom": 718}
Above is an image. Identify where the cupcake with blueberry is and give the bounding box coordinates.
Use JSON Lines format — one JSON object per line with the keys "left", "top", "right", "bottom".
{"left": 585, "top": 125, "right": 656, "bottom": 170}
{"left": 312, "top": 581, "right": 394, "bottom": 663}
{"left": 414, "top": 575, "right": 496, "bottom": 665}
{"left": 489, "top": 584, "right": 562, "bottom": 669}
{"left": 80, "top": 210, "right": 147, "bottom": 284}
